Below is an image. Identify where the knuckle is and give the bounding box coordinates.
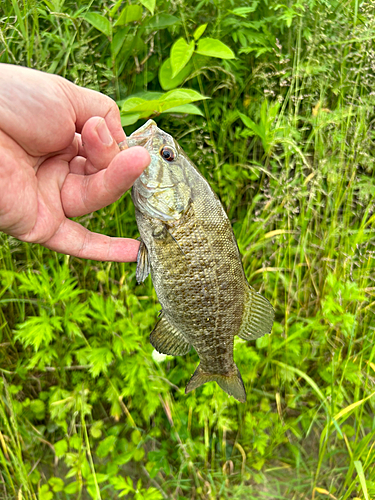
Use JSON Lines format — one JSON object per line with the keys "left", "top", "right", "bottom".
{"left": 80, "top": 175, "right": 92, "bottom": 211}
{"left": 77, "top": 231, "right": 91, "bottom": 259}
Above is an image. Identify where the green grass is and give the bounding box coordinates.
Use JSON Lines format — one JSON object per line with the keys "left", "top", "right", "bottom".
{"left": 1, "top": 0, "right": 375, "bottom": 499}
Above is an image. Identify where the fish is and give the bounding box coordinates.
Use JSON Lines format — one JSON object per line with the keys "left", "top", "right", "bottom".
{"left": 128, "top": 119, "right": 274, "bottom": 403}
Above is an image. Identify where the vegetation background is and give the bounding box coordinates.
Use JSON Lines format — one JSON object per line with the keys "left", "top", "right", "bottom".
{"left": 1, "top": 0, "right": 375, "bottom": 498}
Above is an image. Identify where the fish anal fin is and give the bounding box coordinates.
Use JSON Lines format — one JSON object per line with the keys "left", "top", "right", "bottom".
{"left": 238, "top": 285, "right": 275, "bottom": 341}
{"left": 150, "top": 315, "right": 191, "bottom": 356}
{"left": 185, "top": 363, "right": 246, "bottom": 403}
{"left": 136, "top": 240, "right": 150, "bottom": 284}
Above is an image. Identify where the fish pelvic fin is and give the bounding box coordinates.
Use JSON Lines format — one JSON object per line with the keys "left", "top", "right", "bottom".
{"left": 150, "top": 314, "right": 191, "bottom": 356}
{"left": 136, "top": 239, "right": 150, "bottom": 284}
{"left": 237, "top": 284, "right": 275, "bottom": 341}
{"left": 185, "top": 363, "right": 246, "bottom": 403}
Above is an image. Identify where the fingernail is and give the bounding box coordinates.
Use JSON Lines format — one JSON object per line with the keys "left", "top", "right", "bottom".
{"left": 96, "top": 119, "right": 113, "bottom": 146}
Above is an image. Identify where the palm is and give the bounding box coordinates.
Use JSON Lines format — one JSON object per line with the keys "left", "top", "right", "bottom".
{"left": 0, "top": 64, "right": 150, "bottom": 261}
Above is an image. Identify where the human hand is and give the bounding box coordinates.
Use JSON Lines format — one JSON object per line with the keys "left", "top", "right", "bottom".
{"left": 0, "top": 64, "right": 150, "bottom": 262}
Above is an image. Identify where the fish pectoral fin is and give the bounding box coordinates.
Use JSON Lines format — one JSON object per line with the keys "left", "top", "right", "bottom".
{"left": 237, "top": 285, "right": 275, "bottom": 341}
{"left": 150, "top": 315, "right": 191, "bottom": 356}
{"left": 136, "top": 240, "right": 150, "bottom": 284}
{"left": 185, "top": 363, "right": 246, "bottom": 403}
{"left": 152, "top": 223, "right": 186, "bottom": 259}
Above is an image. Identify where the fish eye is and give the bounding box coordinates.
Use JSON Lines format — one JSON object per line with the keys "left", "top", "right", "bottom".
{"left": 160, "top": 145, "right": 176, "bottom": 162}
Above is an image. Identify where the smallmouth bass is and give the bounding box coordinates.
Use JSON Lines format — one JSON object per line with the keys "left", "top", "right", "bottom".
{"left": 129, "top": 120, "right": 274, "bottom": 403}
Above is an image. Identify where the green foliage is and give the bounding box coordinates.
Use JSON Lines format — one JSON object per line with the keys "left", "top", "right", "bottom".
{"left": 158, "top": 59, "right": 193, "bottom": 90}
{"left": 169, "top": 34, "right": 235, "bottom": 80}
{"left": 195, "top": 38, "right": 235, "bottom": 59}
{"left": 239, "top": 100, "right": 283, "bottom": 154}
{"left": 120, "top": 89, "right": 208, "bottom": 125}
{"left": 170, "top": 38, "right": 195, "bottom": 78}
{"left": 84, "top": 12, "right": 112, "bottom": 37}
{"left": 1, "top": 0, "right": 375, "bottom": 498}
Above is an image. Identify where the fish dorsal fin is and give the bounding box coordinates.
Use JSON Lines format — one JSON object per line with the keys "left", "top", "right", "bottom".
{"left": 185, "top": 363, "right": 246, "bottom": 403}
{"left": 136, "top": 240, "right": 150, "bottom": 284}
{"left": 150, "top": 314, "right": 191, "bottom": 356}
{"left": 237, "top": 285, "right": 274, "bottom": 341}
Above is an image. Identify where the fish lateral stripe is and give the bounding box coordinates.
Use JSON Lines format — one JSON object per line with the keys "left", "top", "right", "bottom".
{"left": 185, "top": 363, "right": 246, "bottom": 403}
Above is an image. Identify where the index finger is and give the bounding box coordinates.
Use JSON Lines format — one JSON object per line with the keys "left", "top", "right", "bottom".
{"left": 63, "top": 79, "right": 126, "bottom": 144}
{"left": 44, "top": 218, "right": 140, "bottom": 262}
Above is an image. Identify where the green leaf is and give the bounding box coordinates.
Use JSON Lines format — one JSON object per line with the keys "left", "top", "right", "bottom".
{"left": 168, "top": 89, "right": 207, "bottom": 101}
{"left": 15, "top": 311, "right": 62, "bottom": 350}
{"left": 64, "top": 482, "right": 79, "bottom": 495}
{"left": 121, "top": 89, "right": 208, "bottom": 120}
{"left": 121, "top": 113, "right": 141, "bottom": 126}
{"left": 170, "top": 38, "right": 195, "bottom": 78}
{"left": 159, "top": 58, "right": 192, "bottom": 90}
{"left": 30, "top": 469, "right": 41, "bottom": 485}
{"left": 65, "top": 466, "right": 78, "bottom": 479}
{"left": 239, "top": 46, "right": 273, "bottom": 57}
{"left": 90, "top": 420, "right": 103, "bottom": 439}
{"left": 228, "top": 5, "right": 259, "bottom": 16}
{"left": 195, "top": 37, "right": 235, "bottom": 59}
{"left": 54, "top": 439, "right": 68, "bottom": 458}
{"left": 86, "top": 485, "right": 97, "bottom": 499}
{"left": 193, "top": 24, "right": 207, "bottom": 40}
{"left": 97, "top": 435, "right": 117, "bottom": 458}
{"left": 142, "top": 487, "right": 163, "bottom": 500}
{"left": 39, "top": 484, "right": 53, "bottom": 500}
{"left": 128, "top": 91, "right": 164, "bottom": 101}
{"left": 160, "top": 103, "right": 204, "bottom": 116}
{"left": 239, "top": 112, "right": 260, "bottom": 134}
{"left": 115, "top": 5, "right": 142, "bottom": 25}
{"left": 11, "top": 0, "right": 26, "bottom": 38}
{"left": 88, "top": 347, "right": 114, "bottom": 377}
{"left": 354, "top": 460, "right": 370, "bottom": 500}
{"left": 48, "top": 477, "right": 64, "bottom": 493}
{"left": 271, "top": 360, "right": 328, "bottom": 412}
{"left": 69, "top": 434, "right": 82, "bottom": 450}
{"left": 110, "top": 476, "right": 134, "bottom": 494}
{"left": 30, "top": 399, "right": 45, "bottom": 418}
{"left": 122, "top": 97, "right": 146, "bottom": 111}
{"left": 162, "top": 88, "right": 208, "bottom": 105}
{"left": 133, "top": 447, "right": 145, "bottom": 461}
{"left": 256, "top": 334, "right": 270, "bottom": 349}
{"left": 87, "top": 473, "right": 109, "bottom": 485}
{"left": 0, "top": 270, "right": 15, "bottom": 288}
{"left": 146, "top": 14, "right": 180, "bottom": 29}
{"left": 139, "top": 0, "right": 155, "bottom": 15}
{"left": 109, "top": 0, "right": 123, "bottom": 17}
{"left": 84, "top": 12, "right": 112, "bottom": 37}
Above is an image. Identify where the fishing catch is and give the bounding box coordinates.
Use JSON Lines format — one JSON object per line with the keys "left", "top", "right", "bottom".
{"left": 128, "top": 120, "right": 274, "bottom": 403}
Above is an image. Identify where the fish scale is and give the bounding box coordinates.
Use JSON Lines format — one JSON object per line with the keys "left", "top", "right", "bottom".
{"left": 166, "top": 209, "right": 241, "bottom": 358}
{"left": 129, "top": 120, "right": 274, "bottom": 402}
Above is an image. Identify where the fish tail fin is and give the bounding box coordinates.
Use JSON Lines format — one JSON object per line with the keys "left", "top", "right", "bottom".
{"left": 185, "top": 363, "right": 246, "bottom": 403}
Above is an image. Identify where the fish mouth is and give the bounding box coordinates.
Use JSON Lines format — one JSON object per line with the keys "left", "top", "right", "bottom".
{"left": 135, "top": 176, "right": 176, "bottom": 199}
{"left": 127, "top": 119, "right": 157, "bottom": 147}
